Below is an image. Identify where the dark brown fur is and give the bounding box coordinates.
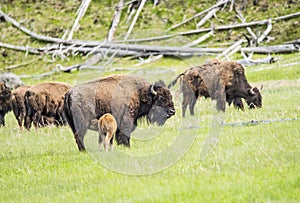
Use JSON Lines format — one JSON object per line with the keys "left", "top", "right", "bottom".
{"left": 11, "top": 85, "right": 31, "bottom": 130}
{"left": 169, "top": 60, "right": 262, "bottom": 117}
{"left": 0, "top": 82, "right": 12, "bottom": 126}
{"left": 24, "top": 82, "right": 72, "bottom": 130}
{"left": 64, "top": 74, "right": 175, "bottom": 151}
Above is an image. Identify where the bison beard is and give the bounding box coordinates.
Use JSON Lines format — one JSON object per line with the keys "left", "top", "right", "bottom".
{"left": 63, "top": 74, "right": 175, "bottom": 151}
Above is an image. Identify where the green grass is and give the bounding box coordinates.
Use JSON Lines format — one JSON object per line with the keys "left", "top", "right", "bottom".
{"left": 1, "top": 55, "right": 300, "bottom": 202}
{"left": 1, "top": 0, "right": 300, "bottom": 202}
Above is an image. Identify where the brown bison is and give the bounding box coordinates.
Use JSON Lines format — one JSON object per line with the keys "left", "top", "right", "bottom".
{"left": 0, "top": 82, "right": 12, "bottom": 127}
{"left": 96, "top": 113, "right": 117, "bottom": 151}
{"left": 11, "top": 85, "right": 31, "bottom": 130}
{"left": 24, "top": 82, "right": 72, "bottom": 130}
{"left": 63, "top": 74, "right": 175, "bottom": 151}
{"left": 168, "top": 60, "right": 262, "bottom": 117}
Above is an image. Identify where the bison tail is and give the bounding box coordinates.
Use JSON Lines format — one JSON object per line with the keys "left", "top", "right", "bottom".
{"left": 63, "top": 90, "right": 76, "bottom": 134}
{"left": 167, "top": 73, "right": 184, "bottom": 89}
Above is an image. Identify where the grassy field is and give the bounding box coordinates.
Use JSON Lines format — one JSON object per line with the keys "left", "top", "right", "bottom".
{"left": 1, "top": 53, "right": 300, "bottom": 202}
{"left": 1, "top": 0, "right": 300, "bottom": 202}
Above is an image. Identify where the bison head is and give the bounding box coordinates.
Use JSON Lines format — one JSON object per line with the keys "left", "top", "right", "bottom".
{"left": 246, "top": 87, "right": 262, "bottom": 109}
{"left": 147, "top": 85, "right": 175, "bottom": 125}
{"left": 0, "top": 87, "right": 12, "bottom": 126}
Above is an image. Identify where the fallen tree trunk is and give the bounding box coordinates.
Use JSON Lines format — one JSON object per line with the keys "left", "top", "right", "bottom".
{"left": 0, "top": 41, "right": 225, "bottom": 57}
{"left": 241, "top": 44, "right": 299, "bottom": 54}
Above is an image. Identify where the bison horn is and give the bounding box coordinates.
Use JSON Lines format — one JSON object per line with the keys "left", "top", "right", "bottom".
{"left": 150, "top": 85, "right": 157, "bottom": 96}
{"left": 260, "top": 85, "right": 263, "bottom": 90}
{"left": 249, "top": 88, "right": 255, "bottom": 95}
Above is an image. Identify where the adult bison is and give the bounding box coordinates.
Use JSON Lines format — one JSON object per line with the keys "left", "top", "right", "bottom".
{"left": 11, "top": 85, "right": 31, "bottom": 130}
{"left": 24, "top": 82, "right": 72, "bottom": 130}
{"left": 64, "top": 74, "right": 175, "bottom": 151}
{"left": 0, "top": 82, "right": 12, "bottom": 127}
{"left": 168, "top": 60, "right": 262, "bottom": 117}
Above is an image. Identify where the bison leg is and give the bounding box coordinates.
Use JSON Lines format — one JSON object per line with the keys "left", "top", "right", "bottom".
{"left": 0, "top": 113, "right": 5, "bottom": 127}
{"left": 32, "top": 111, "right": 42, "bottom": 129}
{"left": 74, "top": 128, "right": 87, "bottom": 151}
{"left": 181, "top": 95, "right": 190, "bottom": 117}
{"left": 189, "top": 95, "right": 197, "bottom": 116}
{"left": 24, "top": 113, "right": 33, "bottom": 130}
{"left": 104, "top": 131, "right": 114, "bottom": 151}
{"left": 98, "top": 131, "right": 105, "bottom": 151}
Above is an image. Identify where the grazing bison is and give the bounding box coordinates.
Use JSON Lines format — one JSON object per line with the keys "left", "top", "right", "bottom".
{"left": 64, "top": 74, "right": 175, "bottom": 151}
{"left": 24, "top": 82, "right": 72, "bottom": 130}
{"left": 11, "top": 85, "right": 31, "bottom": 130}
{"left": 0, "top": 82, "right": 12, "bottom": 126}
{"left": 168, "top": 60, "right": 262, "bottom": 117}
{"left": 95, "top": 113, "right": 117, "bottom": 151}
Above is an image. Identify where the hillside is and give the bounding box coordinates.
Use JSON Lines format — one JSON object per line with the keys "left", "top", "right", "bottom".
{"left": 0, "top": 0, "right": 299, "bottom": 83}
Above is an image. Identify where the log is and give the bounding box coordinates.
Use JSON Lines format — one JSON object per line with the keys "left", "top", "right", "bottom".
{"left": 217, "top": 38, "right": 245, "bottom": 59}
{"left": 124, "top": 12, "right": 300, "bottom": 43}
{"left": 237, "top": 52, "right": 278, "bottom": 65}
{"left": 183, "top": 31, "right": 214, "bottom": 48}
{"left": 241, "top": 44, "right": 299, "bottom": 53}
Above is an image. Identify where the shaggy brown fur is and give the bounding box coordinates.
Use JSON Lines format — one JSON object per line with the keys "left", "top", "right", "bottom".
{"left": 24, "top": 82, "right": 72, "bottom": 130}
{"left": 0, "top": 82, "right": 12, "bottom": 126}
{"left": 64, "top": 74, "right": 175, "bottom": 151}
{"left": 168, "top": 60, "right": 262, "bottom": 117}
{"left": 97, "top": 113, "right": 117, "bottom": 151}
{"left": 11, "top": 85, "right": 31, "bottom": 130}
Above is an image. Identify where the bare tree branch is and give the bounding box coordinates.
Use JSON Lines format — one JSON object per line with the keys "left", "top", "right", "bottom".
{"left": 196, "top": 6, "right": 220, "bottom": 29}
{"left": 183, "top": 31, "right": 214, "bottom": 48}
{"left": 169, "top": 0, "right": 231, "bottom": 30}
{"left": 107, "top": 0, "right": 124, "bottom": 41}
{"left": 217, "top": 39, "right": 245, "bottom": 59}
{"left": 124, "top": 0, "right": 147, "bottom": 40}
{"left": 67, "top": 0, "right": 91, "bottom": 40}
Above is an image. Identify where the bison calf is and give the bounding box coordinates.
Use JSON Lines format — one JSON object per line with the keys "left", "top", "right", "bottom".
{"left": 96, "top": 113, "right": 117, "bottom": 151}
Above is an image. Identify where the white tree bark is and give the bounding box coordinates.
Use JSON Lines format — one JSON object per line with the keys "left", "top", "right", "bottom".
{"left": 107, "top": 0, "right": 124, "bottom": 41}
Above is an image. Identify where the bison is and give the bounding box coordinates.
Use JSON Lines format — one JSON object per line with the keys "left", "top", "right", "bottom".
{"left": 24, "top": 82, "right": 72, "bottom": 130}
{"left": 95, "top": 113, "right": 117, "bottom": 151}
{"left": 63, "top": 74, "right": 175, "bottom": 151}
{"left": 10, "top": 85, "right": 32, "bottom": 130}
{"left": 168, "top": 60, "right": 262, "bottom": 117}
{"left": 0, "top": 82, "right": 12, "bottom": 127}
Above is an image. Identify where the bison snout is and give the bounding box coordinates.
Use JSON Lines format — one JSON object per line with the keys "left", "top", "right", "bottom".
{"left": 167, "top": 108, "right": 175, "bottom": 116}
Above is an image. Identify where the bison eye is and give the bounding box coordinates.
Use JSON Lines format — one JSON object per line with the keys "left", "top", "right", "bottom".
{"left": 157, "top": 96, "right": 166, "bottom": 102}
